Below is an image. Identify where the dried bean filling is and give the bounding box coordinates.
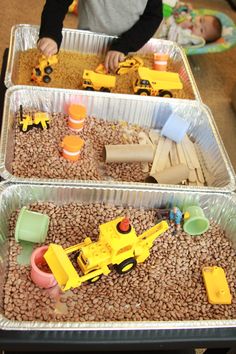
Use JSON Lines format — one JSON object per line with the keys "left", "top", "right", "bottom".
{"left": 4, "top": 202, "right": 236, "bottom": 322}
{"left": 12, "top": 112, "right": 150, "bottom": 181}
{"left": 12, "top": 111, "right": 206, "bottom": 186}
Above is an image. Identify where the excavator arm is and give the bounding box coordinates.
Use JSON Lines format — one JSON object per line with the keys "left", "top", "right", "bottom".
{"left": 135, "top": 220, "right": 169, "bottom": 263}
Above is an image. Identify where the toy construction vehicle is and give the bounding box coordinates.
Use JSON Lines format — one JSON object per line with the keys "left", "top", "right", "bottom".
{"left": 116, "top": 55, "right": 143, "bottom": 75}
{"left": 31, "top": 55, "right": 58, "bottom": 84}
{"left": 82, "top": 70, "right": 116, "bottom": 92}
{"left": 18, "top": 105, "right": 50, "bottom": 132}
{"left": 44, "top": 217, "right": 169, "bottom": 291}
{"left": 19, "top": 106, "right": 33, "bottom": 132}
{"left": 95, "top": 55, "right": 144, "bottom": 76}
{"left": 133, "top": 67, "right": 183, "bottom": 97}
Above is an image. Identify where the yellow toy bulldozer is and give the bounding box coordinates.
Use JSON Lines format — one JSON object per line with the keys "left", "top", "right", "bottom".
{"left": 18, "top": 105, "right": 33, "bottom": 132}
{"left": 18, "top": 106, "right": 50, "bottom": 132}
{"left": 44, "top": 216, "right": 169, "bottom": 291}
{"left": 31, "top": 55, "right": 58, "bottom": 85}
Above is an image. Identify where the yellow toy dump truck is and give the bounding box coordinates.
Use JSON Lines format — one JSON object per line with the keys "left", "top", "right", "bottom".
{"left": 133, "top": 67, "right": 183, "bottom": 97}
{"left": 44, "top": 217, "right": 169, "bottom": 291}
{"left": 31, "top": 55, "right": 58, "bottom": 84}
{"left": 18, "top": 105, "right": 50, "bottom": 132}
{"left": 82, "top": 70, "right": 116, "bottom": 92}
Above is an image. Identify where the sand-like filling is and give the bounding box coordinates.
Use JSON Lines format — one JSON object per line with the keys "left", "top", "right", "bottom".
{"left": 16, "top": 49, "right": 195, "bottom": 100}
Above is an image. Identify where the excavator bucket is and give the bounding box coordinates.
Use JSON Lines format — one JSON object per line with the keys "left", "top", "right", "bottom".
{"left": 44, "top": 244, "right": 81, "bottom": 291}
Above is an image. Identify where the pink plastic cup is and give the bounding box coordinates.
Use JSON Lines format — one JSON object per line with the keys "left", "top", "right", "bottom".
{"left": 30, "top": 245, "right": 57, "bottom": 289}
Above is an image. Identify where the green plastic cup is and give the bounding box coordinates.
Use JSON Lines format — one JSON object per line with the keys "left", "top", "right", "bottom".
{"left": 183, "top": 206, "right": 209, "bottom": 236}
{"left": 15, "top": 207, "right": 49, "bottom": 243}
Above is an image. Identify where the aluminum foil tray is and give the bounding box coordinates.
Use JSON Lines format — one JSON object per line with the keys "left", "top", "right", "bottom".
{"left": 4, "top": 24, "right": 201, "bottom": 101}
{"left": 0, "top": 86, "right": 235, "bottom": 192}
{"left": 0, "top": 182, "right": 236, "bottom": 330}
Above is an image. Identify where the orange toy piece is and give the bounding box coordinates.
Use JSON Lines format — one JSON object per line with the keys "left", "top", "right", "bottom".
{"left": 68, "top": 104, "right": 87, "bottom": 132}
{"left": 153, "top": 53, "right": 169, "bottom": 71}
{"left": 68, "top": 0, "right": 78, "bottom": 15}
{"left": 95, "top": 63, "right": 107, "bottom": 74}
{"left": 117, "top": 218, "right": 131, "bottom": 233}
{"left": 61, "top": 135, "right": 84, "bottom": 161}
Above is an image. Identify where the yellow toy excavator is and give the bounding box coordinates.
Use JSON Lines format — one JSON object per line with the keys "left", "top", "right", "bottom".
{"left": 44, "top": 216, "right": 169, "bottom": 291}
{"left": 95, "top": 55, "right": 144, "bottom": 76}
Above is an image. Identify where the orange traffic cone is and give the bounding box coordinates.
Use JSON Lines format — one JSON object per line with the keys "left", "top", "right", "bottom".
{"left": 68, "top": 104, "right": 87, "bottom": 132}
{"left": 153, "top": 53, "right": 169, "bottom": 71}
{"left": 61, "top": 135, "right": 84, "bottom": 161}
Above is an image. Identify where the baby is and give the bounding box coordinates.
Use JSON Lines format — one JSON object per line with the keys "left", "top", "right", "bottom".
{"left": 160, "top": 1, "right": 222, "bottom": 48}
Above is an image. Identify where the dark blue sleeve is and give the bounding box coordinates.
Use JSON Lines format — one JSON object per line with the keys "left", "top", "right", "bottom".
{"left": 39, "top": 0, "right": 73, "bottom": 49}
{"left": 110, "top": 0, "right": 163, "bottom": 54}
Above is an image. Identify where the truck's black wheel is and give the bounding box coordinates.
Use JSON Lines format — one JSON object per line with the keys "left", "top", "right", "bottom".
{"left": 85, "top": 87, "right": 94, "bottom": 91}
{"left": 158, "top": 90, "right": 173, "bottom": 98}
{"left": 136, "top": 89, "right": 150, "bottom": 96}
{"left": 35, "top": 68, "right": 41, "bottom": 76}
{"left": 43, "top": 75, "right": 51, "bottom": 83}
{"left": 100, "top": 88, "right": 110, "bottom": 92}
{"left": 115, "top": 258, "right": 137, "bottom": 274}
{"left": 88, "top": 275, "right": 102, "bottom": 283}
{"left": 44, "top": 66, "right": 53, "bottom": 74}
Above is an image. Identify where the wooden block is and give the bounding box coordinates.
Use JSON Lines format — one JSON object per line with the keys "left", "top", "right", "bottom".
{"left": 194, "top": 144, "right": 215, "bottom": 186}
{"left": 170, "top": 143, "right": 179, "bottom": 166}
{"left": 183, "top": 135, "right": 201, "bottom": 169}
{"left": 196, "top": 167, "right": 205, "bottom": 184}
{"left": 150, "top": 137, "right": 172, "bottom": 175}
{"left": 149, "top": 129, "right": 160, "bottom": 145}
{"left": 138, "top": 132, "right": 154, "bottom": 146}
{"left": 181, "top": 137, "right": 194, "bottom": 170}
{"left": 176, "top": 142, "right": 187, "bottom": 165}
{"left": 165, "top": 153, "right": 172, "bottom": 169}
{"left": 138, "top": 132, "right": 153, "bottom": 173}
{"left": 188, "top": 169, "right": 197, "bottom": 183}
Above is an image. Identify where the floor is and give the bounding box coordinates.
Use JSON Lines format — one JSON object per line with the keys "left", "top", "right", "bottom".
{"left": 189, "top": 0, "right": 236, "bottom": 176}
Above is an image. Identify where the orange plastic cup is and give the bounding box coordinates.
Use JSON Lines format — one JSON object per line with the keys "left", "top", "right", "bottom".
{"left": 61, "top": 135, "right": 84, "bottom": 161}
{"left": 153, "top": 53, "right": 169, "bottom": 71}
{"left": 68, "top": 104, "right": 86, "bottom": 132}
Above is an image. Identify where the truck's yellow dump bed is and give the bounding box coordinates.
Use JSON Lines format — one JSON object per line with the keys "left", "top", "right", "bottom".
{"left": 138, "top": 67, "right": 183, "bottom": 90}
{"left": 83, "top": 70, "right": 116, "bottom": 88}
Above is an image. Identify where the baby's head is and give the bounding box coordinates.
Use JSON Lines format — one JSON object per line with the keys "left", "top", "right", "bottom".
{"left": 192, "top": 15, "right": 222, "bottom": 43}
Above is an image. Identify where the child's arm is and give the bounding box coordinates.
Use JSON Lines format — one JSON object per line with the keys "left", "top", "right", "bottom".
{"left": 109, "top": 0, "right": 163, "bottom": 55}
{"left": 38, "top": 0, "right": 73, "bottom": 55}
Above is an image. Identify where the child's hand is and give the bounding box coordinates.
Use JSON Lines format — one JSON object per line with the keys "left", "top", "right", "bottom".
{"left": 37, "top": 38, "right": 58, "bottom": 57}
{"left": 104, "top": 51, "right": 125, "bottom": 73}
